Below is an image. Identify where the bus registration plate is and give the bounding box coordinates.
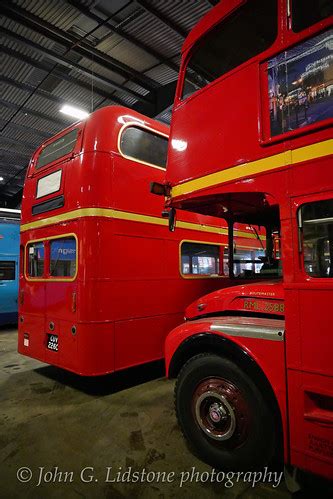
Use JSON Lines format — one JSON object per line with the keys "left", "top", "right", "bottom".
{"left": 47, "top": 334, "right": 58, "bottom": 351}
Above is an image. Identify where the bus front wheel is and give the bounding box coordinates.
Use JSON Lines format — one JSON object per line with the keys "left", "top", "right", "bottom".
{"left": 175, "top": 353, "right": 276, "bottom": 470}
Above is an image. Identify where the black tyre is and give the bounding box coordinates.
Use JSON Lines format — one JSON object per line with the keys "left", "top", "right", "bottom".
{"left": 175, "top": 353, "right": 277, "bottom": 470}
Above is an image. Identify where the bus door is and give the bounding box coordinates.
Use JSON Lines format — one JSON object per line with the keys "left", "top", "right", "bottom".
{"left": 287, "top": 193, "right": 333, "bottom": 477}
{"left": 44, "top": 233, "right": 78, "bottom": 370}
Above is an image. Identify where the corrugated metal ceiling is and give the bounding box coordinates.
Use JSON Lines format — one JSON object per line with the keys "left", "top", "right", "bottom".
{"left": 0, "top": 0, "right": 213, "bottom": 206}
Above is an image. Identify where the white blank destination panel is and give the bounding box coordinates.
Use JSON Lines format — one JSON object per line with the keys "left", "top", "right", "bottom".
{"left": 37, "top": 170, "right": 62, "bottom": 199}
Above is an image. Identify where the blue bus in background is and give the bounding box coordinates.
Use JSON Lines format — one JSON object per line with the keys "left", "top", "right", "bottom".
{"left": 0, "top": 209, "right": 20, "bottom": 326}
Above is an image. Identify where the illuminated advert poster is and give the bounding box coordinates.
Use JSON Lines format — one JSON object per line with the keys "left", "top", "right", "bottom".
{"left": 268, "top": 29, "right": 333, "bottom": 136}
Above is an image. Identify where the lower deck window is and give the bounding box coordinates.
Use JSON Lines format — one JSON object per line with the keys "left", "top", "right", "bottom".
{"left": 27, "top": 242, "right": 44, "bottom": 277}
{"left": 0, "top": 261, "right": 15, "bottom": 280}
{"left": 50, "top": 237, "right": 76, "bottom": 277}
{"left": 300, "top": 199, "right": 333, "bottom": 278}
{"left": 181, "top": 242, "right": 221, "bottom": 276}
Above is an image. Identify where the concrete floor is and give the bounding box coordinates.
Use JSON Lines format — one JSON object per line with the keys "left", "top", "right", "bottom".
{"left": 0, "top": 327, "right": 304, "bottom": 498}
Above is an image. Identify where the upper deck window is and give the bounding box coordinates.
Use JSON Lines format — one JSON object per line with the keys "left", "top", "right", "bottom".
{"left": 182, "top": 0, "right": 277, "bottom": 99}
{"left": 292, "top": 0, "right": 333, "bottom": 32}
{"left": 119, "top": 126, "right": 168, "bottom": 169}
{"left": 268, "top": 28, "right": 333, "bottom": 137}
{"left": 36, "top": 129, "right": 78, "bottom": 169}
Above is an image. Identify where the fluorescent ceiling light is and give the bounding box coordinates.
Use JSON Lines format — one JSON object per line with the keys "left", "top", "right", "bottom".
{"left": 0, "top": 177, "right": 4, "bottom": 181}
{"left": 0, "top": 208, "right": 21, "bottom": 213}
{"left": 59, "top": 105, "right": 89, "bottom": 120}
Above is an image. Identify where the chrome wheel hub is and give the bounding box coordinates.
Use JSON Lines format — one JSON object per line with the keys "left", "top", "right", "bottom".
{"left": 192, "top": 377, "right": 250, "bottom": 447}
{"left": 208, "top": 402, "right": 227, "bottom": 423}
{"left": 195, "top": 391, "right": 236, "bottom": 441}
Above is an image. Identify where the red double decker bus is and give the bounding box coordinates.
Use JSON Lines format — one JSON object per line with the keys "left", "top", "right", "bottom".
{"left": 160, "top": 0, "right": 333, "bottom": 481}
{"left": 18, "top": 106, "right": 261, "bottom": 377}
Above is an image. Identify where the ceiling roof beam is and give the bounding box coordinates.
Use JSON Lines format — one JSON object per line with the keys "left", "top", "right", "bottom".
{"left": 0, "top": 161, "right": 26, "bottom": 171}
{"left": 135, "top": 0, "right": 187, "bottom": 39}
{"left": 0, "top": 134, "right": 39, "bottom": 151}
{"left": 0, "top": 149, "right": 29, "bottom": 163}
{"left": 0, "top": 113, "right": 50, "bottom": 141}
{"left": 1, "top": 75, "right": 65, "bottom": 106}
{"left": 1, "top": 74, "right": 93, "bottom": 111}
{"left": 2, "top": 2, "right": 158, "bottom": 92}
{"left": 1, "top": 27, "right": 153, "bottom": 105}
{"left": 0, "top": 98, "right": 67, "bottom": 127}
{"left": 2, "top": 46, "right": 127, "bottom": 108}
{"left": 68, "top": 0, "right": 180, "bottom": 75}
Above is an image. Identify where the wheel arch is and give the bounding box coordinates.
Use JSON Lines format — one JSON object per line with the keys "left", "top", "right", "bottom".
{"left": 168, "top": 332, "right": 284, "bottom": 459}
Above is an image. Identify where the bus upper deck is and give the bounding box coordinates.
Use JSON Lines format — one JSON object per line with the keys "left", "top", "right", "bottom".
{"left": 165, "top": 0, "right": 332, "bottom": 210}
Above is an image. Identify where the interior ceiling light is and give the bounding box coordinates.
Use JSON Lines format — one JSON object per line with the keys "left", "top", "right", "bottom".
{"left": 59, "top": 105, "right": 89, "bottom": 120}
{"left": 0, "top": 177, "right": 4, "bottom": 181}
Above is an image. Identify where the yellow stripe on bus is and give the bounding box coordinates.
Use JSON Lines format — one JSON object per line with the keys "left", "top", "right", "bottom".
{"left": 171, "top": 139, "right": 333, "bottom": 198}
{"left": 20, "top": 207, "right": 259, "bottom": 240}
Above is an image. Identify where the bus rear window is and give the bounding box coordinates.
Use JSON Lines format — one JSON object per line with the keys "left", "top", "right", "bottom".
{"left": 292, "top": 0, "right": 333, "bottom": 32}
{"left": 36, "top": 129, "right": 78, "bottom": 169}
{"left": 0, "top": 261, "right": 15, "bottom": 281}
{"left": 182, "top": 0, "right": 277, "bottom": 99}
{"left": 50, "top": 237, "right": 77, "bottom": 278}
{"left": 119, "top": 126, "right": 168, "bottom": 169}
{"left": 27, "top": 242, "right": 44, "bottom": 277}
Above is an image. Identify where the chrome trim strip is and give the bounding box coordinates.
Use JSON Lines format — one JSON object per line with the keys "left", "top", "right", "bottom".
{"left": 210, "top": 323, "right": 284, "bottom": 341}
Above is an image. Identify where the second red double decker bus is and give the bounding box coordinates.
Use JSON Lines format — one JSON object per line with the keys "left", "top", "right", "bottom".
{"left": 18, "top": 106, "right": 261, "bottom": 377}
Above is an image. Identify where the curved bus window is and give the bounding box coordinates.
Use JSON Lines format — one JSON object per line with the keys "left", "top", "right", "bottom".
{"left": 27, "top": 242, "right": 44, "bottom": 278}
{"left": 299, "top": 199, "right": 333, "bottom": 278}
{"left": 181, "top": 242, "right": 221, "bottom": 276}
{"left": 292, "top": 0, "right": 333, "bottom": 33}
{"left": 268, "top": 28, "right": 333, "bottom": 137}
{"left": 36, "top": 129, "right": 78, "bottom": 169}
{"left": 50, "top": 237, "right": 77, "bottom": 278}
{"left": 182, "top": 0, "right": 277, "bottom": 99}
{"left": 0, "top": 261, "right": 15, "bottom": 281}
{"left": 119, "top": 126, "right": 168, "bottom": 169}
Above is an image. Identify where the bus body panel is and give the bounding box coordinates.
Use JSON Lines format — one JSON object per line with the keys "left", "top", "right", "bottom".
{"left": 0, "top": 220, "right": 20, "bottom": 325}
{"left": 19, "top": 214, "right": 240, "bottom": 376}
